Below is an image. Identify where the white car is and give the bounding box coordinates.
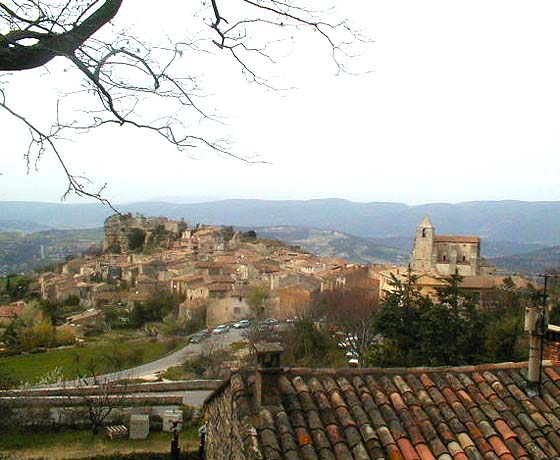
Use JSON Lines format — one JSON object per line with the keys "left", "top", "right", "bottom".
{"left": 233, "top": 319, "right": 252, "bottom": 329}
{"left": 262, "top": 318, "right": 279, "bottom": 325}
{"left": 212, "top": 324, "right": 230, "bottom": 334}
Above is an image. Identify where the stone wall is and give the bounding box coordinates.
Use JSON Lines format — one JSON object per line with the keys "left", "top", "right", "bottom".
{"left": 206, "top": 296, "right": 252, "bottom": 327}
{"left": 205, "top": 386, "right": 248, "bottom": 460}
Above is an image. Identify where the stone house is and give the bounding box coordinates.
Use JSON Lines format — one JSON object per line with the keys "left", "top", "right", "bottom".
{"left": 319, "top": 266, "right": 378, "bottom": 298}
{"left": 0, "top": 301, "right": 25, "bottom": 325}
{"left": 269, "top": 277, "right": 321, "bottom": 319}
{"left": 206, "top": 287, "right": 252, "bottom": 327}
{"left": 66, "top": 308, "right": 105, "bottom": 332}
{"left": 171, "top": 274, "right": 205, "bottom": 296}
{"left": 196, "top": 261, "right": 225, "bottom": 277}
{"left": 204, "top": 361, "right": 560, "bottom": 460}
{"left": 377, "top": 268, "right": 538, "bottom": 306}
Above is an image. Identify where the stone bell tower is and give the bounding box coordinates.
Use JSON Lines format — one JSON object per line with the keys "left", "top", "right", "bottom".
{"left": 411, "top": 216, "right": 435, "bottom": 272}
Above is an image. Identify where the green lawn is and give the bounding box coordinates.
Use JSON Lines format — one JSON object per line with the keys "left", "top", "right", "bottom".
{"left": 0, "top": 427, "right": 199, "bottom": 459}
{"left": 0, "top": 337, "right": 186, "bottom": 386}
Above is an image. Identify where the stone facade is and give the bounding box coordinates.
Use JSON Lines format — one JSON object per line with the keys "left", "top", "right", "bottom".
{"left": 205, "top": 380, "right": 253, "bottom": 460}
{"left": 411, "top": 216, "right": 482, "bottom": 276}
{"left": 206, "top": 293, "right": 252, "bottom": 327}
{"left": 103, "top": 214, "right": 188, "bottom": 254}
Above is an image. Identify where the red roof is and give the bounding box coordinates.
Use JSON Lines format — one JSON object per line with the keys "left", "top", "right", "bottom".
{"left": 0, "top": 304, "right": 24, "bottom": 319}
{"left": 205, "top": 361, "right": 560, "bottom": 460}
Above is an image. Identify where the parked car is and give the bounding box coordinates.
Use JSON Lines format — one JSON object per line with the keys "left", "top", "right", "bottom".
{"left": 190, "top": 332, "right": 206, "bottom": 343}
{"left": 233, "top": 319, "right": 252, "bottom": 329}
{"left": 212, "top": 324, "right": 230, "bottom": 334}
{"left": 262, "top": 317, "right": 279, "bottom": 326}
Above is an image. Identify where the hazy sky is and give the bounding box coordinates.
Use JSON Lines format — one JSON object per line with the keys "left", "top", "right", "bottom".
{"left": 2, "top": 1, "right": 560, "bottom": 205}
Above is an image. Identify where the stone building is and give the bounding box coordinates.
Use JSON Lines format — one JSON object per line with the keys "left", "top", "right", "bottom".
{"left": 411, "top": 216, "right": 493, "bottom": 276}
{"left": 103, "top": 214, "right": 188, "bottom": 253}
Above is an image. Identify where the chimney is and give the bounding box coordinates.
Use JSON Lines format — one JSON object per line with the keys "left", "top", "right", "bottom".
{"left": 253, "top": 342, "right": 283, "bottom": 406}
{"left": 525, "top": 304, "right": 546, "bottom": 394}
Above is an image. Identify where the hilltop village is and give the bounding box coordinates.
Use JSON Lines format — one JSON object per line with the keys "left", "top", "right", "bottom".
{"left": 2, "top": 214, "right": 556, "bottom": 460}
{"left": 0, "top": 213, "right": 536, "bottom": 335}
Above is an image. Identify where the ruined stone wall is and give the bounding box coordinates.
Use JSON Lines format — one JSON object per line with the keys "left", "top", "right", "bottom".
{"left": 103, "top": 215, "right": 189, "bottom": 254}
{"left": 205, "top": 386, "right": 247, "bottom": 460}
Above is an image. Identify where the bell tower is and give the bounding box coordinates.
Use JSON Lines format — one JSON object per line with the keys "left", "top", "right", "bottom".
{"left": 411, "top": 216, "right": 435, "bottom": 272}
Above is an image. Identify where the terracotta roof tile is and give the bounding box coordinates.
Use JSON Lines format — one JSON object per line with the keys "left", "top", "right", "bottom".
{"left": 204, "top": 362, "right": 560, "bottom": 460}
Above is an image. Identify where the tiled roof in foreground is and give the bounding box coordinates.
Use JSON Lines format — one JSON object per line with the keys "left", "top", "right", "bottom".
{"left": 206, "top": 361, "right": 560, "bottom": 460}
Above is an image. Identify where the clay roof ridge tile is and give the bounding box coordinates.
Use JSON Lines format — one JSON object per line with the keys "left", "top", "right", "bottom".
{"left": 322, "top": 377, "right": 339, "bottom": 395}
{"left": 397, "top": 437, "right": 421, "bottom": 460}
{"left": 420, "top": 374, "right": 437, "bottom": 389}
{"left": 509, "top": 370, "right": 529, "bottom": 389}
{"left": 278, "top": 375, "right": 297, "bottom": 396}
{"left": 494, "top": 370, "right": 514, "bottom": 386}
{"left": 427, "top": 386, "right": 447, "bottom": 406}
{"left": 444, "top": 373, "right": 465, "bottom": 391}
{"left": 405, "top": 374, "right": 425, "bottom": 392}
{"left": 431, "top": 374, "right": 451, "bottom": 391}
{"left": 456, "top": 390, "right": 475, "bottom": 409}
{"left": 380, "top": 375, "right": 399, "bottom": 394}
{"left": 308, "top": 377, "right": 326, "bottom": 394}
{"left": 441, "top": 388, "right": 459, "bottom": 405}
{"left": 330, "top": 390, "right": 348, "bottom": 409}
{"left": 482, "top": 371, "right": 500, "bottom": 385}
{"left": 390, "top": 392, "right": 408, "bottom": 412}
{"left": 394, "top": 375, "right": 414, "bottom": 394}
{"left": 477, "top": 420, "right": 498, "bottom": 439}
{"left": 479, "top": 402, "right": 502, "bottom": 422}
{"left": 292, "top": 376, "right": 311, "bottom": 394}
{"left": 535, "top": 434, "right": 560, "bottom": 457}
{"left": 487, "top": 434, "right": 512, "bottom": 457}
{"left": 259, "top": 408, "right": 276, "bottom": 430}
{"left": 493, "top": 419, "right": 517, "bottom": 441}
{"left": 335, "top": 376, "right": 353, "bottom": 393}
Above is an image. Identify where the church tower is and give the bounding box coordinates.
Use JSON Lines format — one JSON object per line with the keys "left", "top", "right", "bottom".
{"left": 411, "top": 216, "right": 435, "bottom": 272}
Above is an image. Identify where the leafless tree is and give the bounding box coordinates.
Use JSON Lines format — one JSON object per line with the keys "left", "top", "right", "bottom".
{"left": 0, "top": 1, "right": 368, "bottom": 204}
{"left": 315, "top": 289, "right": 380, "bottom": 367}
{"left": 74, "top": 361, "right": 128, "bottom": 435}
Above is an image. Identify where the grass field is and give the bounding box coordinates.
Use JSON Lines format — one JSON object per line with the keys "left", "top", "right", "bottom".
{"left": 0, "top": 427, "right": 199, "bottom": 459}
{"left": 0, "top": 334, "right": 186, "bottom": 386}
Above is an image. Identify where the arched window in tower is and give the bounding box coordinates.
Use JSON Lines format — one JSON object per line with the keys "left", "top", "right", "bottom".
{"left": 422, "top": 228, "right": 427, "bottom": 237}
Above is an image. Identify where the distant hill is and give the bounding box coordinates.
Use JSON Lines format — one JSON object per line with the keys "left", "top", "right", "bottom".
{"left": 2, "top": 199, "right": 560, "bottom": 244}
{"left": 0, "top": 228, "right": 103, "bottom": 275}
{"left": 251, "top": 226, "right": 410, "bottom": 265}
{"left": 491, "top": 246, "right": 560, "bottom": 274}
{"left": 0, "top": 219, "right": 53, "bottom": 233}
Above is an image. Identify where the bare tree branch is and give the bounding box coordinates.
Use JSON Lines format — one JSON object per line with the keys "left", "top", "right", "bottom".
{"left": 1, "top": 0, "right": 369, "bottom": 205}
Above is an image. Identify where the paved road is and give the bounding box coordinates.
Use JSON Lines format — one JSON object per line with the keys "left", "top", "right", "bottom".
{"left": 40, "top": 328, "right": 245, "bottom": 388}
{"left": 108, "top": 328, "right": 245, "bottom": 381}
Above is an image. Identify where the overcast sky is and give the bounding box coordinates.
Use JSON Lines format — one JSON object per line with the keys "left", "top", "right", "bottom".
{"left": 2, "top": 1, "right": 560, "bottom": 205}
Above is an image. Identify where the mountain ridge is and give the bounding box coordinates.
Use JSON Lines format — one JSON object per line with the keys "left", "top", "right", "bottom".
{"left": 1, "top": 199, "right": 560, "bottom": 245}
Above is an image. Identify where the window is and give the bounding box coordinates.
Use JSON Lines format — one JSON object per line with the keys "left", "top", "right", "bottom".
{"left": 442, "top": 255, "right": 447, "bottom": 261}
{"left": 422, "top": 229, "right": 427, "bottom": 237}
{"left": 462, "top": 255, "right": 466, "bottom": 262}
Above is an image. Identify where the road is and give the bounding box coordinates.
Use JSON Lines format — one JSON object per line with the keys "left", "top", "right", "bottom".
{"left": 102, "top": 327, "right": 245, "bottom": 382}
{"left": 40, "top": 327, "right": 246, "bottom": 388}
